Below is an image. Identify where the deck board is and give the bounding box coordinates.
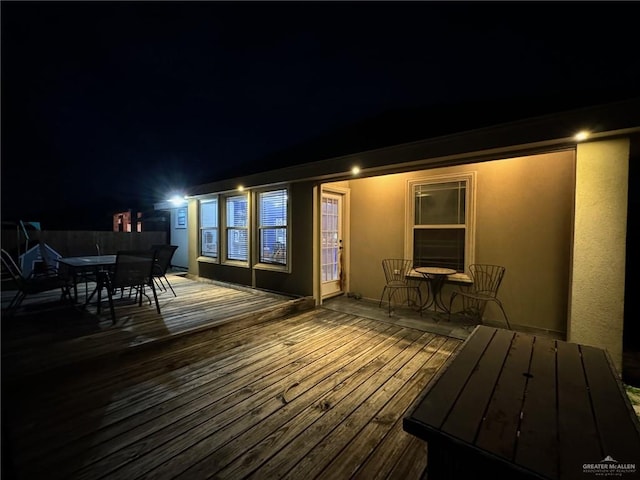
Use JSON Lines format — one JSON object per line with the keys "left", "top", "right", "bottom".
{"left": 2, "top": 275, "right": 313, "bottom": 378}
{"left": 11, "top": 312, "right": 333, "bottom": 465}
{"left": 2, "top": 276, "right": 462, "bottom": 480}
{"left": 205, "top": 330, "right": 436, "bottom": 480}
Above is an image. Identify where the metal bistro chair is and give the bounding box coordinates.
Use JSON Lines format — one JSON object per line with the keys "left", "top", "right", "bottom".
{"left": 379, "top": 259, "right": 422, "bottom": 316}
{"left": 150, "top": 244, "right": 178, "bottom": 297}
{"left": 93, "top": 250, "right": 160, "bottom": 324}
{"left": 1, "top": 248, "right": 73, "bottom": 316}
{"left": 448, "top": 263, "right": 511, "bottom": 329}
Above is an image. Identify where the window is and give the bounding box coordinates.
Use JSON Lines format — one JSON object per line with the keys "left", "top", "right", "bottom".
{"left": 407, "top": 173, "right": 475, "bottom": 273}
{"left": 225, "top": 194, "right": 248, "bottom": 262}
{"left": 198, "top": 187, "right": 290, "bottom": 270}
{"left": 258, "top": 189, "right": 288, "bottom": 265}
{"left": 200, "top": 198, "right": 218, "bottom": 258}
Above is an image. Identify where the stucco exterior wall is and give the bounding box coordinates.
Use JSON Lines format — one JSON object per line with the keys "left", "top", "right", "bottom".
{"left": 476, "top": 153, "right": 574, "bottom": 333}
{"left": 346, "top": 150, "right": 575, "bottom": 335}
{"left": 167, "top": 208, "right": 189, "bottom": 268}
{"left": 569, "top": 138, "right": 629, "bottom": 373}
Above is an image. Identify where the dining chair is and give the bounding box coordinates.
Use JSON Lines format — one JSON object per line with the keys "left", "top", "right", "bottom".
{"left": 1, "top": 248, "right": 73, "bottom": 316}
{"left": 150, "top": 244, "right": 178, "bottom": 297}
{"left": 448, "top": 263, "right": 511, "bottom": 329}
{"left": 379, "top": 258, "right": 422, "bottom": 316}
{"left": 94, "top": 250, "right": 160, "bottom": 324}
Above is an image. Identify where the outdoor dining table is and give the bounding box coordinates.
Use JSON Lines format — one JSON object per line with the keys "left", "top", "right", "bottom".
{"left": 57, "top": 255, "right": 117, "bottom": 303}
{"left": 414, "top": 266, "right": 457, "bottom": 313}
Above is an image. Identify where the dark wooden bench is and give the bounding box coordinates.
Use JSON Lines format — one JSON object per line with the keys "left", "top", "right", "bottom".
{"left": 403, "top": 325, "right": 640, "bottom": 479}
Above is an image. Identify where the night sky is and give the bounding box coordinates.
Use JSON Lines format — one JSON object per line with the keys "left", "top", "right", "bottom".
{"left": 2, "top": 1, "right": 639, "bottom": 229}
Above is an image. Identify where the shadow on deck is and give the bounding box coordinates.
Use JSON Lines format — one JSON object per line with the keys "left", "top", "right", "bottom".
{"left": 322, "top": 294, "right": 482, "bottom": 341}
{"left": 1, "top": 274, "right": 315, "bottom": 379}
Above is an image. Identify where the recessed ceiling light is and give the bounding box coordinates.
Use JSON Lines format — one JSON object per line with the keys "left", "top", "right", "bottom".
{"left": 574, "top": 130, "right": 590, "bottom": 141}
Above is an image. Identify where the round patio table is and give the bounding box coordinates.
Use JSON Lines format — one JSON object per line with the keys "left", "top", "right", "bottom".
{"left": 414, "top": 266, "right": 457, "bottom": 313}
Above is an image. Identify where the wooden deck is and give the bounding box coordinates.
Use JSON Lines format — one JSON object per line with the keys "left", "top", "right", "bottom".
{"left": 1, "top": 275, "right": 462, "bottom": 480}
{"left": 1, "top": 274, "right": 312, "bottom": 378}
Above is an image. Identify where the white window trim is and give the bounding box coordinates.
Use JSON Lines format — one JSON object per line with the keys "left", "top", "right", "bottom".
{"left": 253, "top": 186, "right": 291, "bottom": 273}
{"left": 404, "top": 171, "right": 476, "bottom": 280}
{"left": 199, "top": 196, "right": 220, "bottom": 263}
{"left": 222, "top": 192, "right": 250, "bottom": 267}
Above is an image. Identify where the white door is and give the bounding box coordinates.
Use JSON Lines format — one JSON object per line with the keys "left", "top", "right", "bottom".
{"left": 321, "top": 192, "right": 344, "bottom": 298}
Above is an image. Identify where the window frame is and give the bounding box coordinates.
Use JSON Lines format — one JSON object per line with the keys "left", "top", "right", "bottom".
{"left": 405, "top": 172, "right": 476, "bottom": 281}
{"left": 253, "top": 186, "right": 291, "bottom": 272}
{"left": 222, "top": 192, "right": 250, "bottom": 266}
{"left": 199, "top": 196, "right": 219, "bottom": 261}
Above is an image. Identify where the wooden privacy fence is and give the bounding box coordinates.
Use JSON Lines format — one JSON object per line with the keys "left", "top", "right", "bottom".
{"left": 1, "top": 230, "right": 167, "bottom": 259}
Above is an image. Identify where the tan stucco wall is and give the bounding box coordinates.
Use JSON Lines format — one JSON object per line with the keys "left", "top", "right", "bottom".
{"left": 569, "top": 139, "right": 629, "bottom": 373}
{"left": 345, "top": 150, "right": 575, "bottom": 335}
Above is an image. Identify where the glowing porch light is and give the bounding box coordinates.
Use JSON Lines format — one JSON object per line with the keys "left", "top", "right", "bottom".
{"left": 237, "top": 185, "right": 245, "bottom": 192}
{"left": 574, "top": 130, "right": 590, "bottom": 142}
{"left": 351, "top": 166, "right": 361, "bottom": 175}
{"left": 169, "top": 195, "right": 187, "bottom": 206}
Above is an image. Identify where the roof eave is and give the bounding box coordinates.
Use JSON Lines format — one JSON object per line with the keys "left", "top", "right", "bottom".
{"left": 187, "top": 98, "right": 640, "bottom": 197}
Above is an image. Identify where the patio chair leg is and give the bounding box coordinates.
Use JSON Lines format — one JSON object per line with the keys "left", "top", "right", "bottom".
{"left": 448, "top": 292, "right": 458, "bottom": 322}
{"left": 7, "top": 291, "right": 23, "bottom": 312}
{"left": 97, "top": 275, "right": 116, "bottom": 323}
{"left": 494, "top": 300, "right": 511, "bottom": 329}
{"left": 4, "top": 291, "right": 25, "bottom": 316}
{"left": 165, "top": 278, "right": 176, "bottom": 297}
{"left": 379, "top": 287, "right": 388, "bottom": 308}
{"left": 106, "top": 284, "right": 116, "bottom": 324}
{"left": 60, "top": 285, "right": 73, "bottom": 305}
{"left": 387, "top": 290, "right": 401, "bottom": 317}
{"left": 150, "top": 282, "right": 161, "bottom": 314}
{"left": 138, "top": 286, "right": 151, "bottom": 305}
{"left": 96, "top": 282, "right": 102, "bottom": 314}
{"left": 154, "top": 277, "right": 165, "bottom": 292}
